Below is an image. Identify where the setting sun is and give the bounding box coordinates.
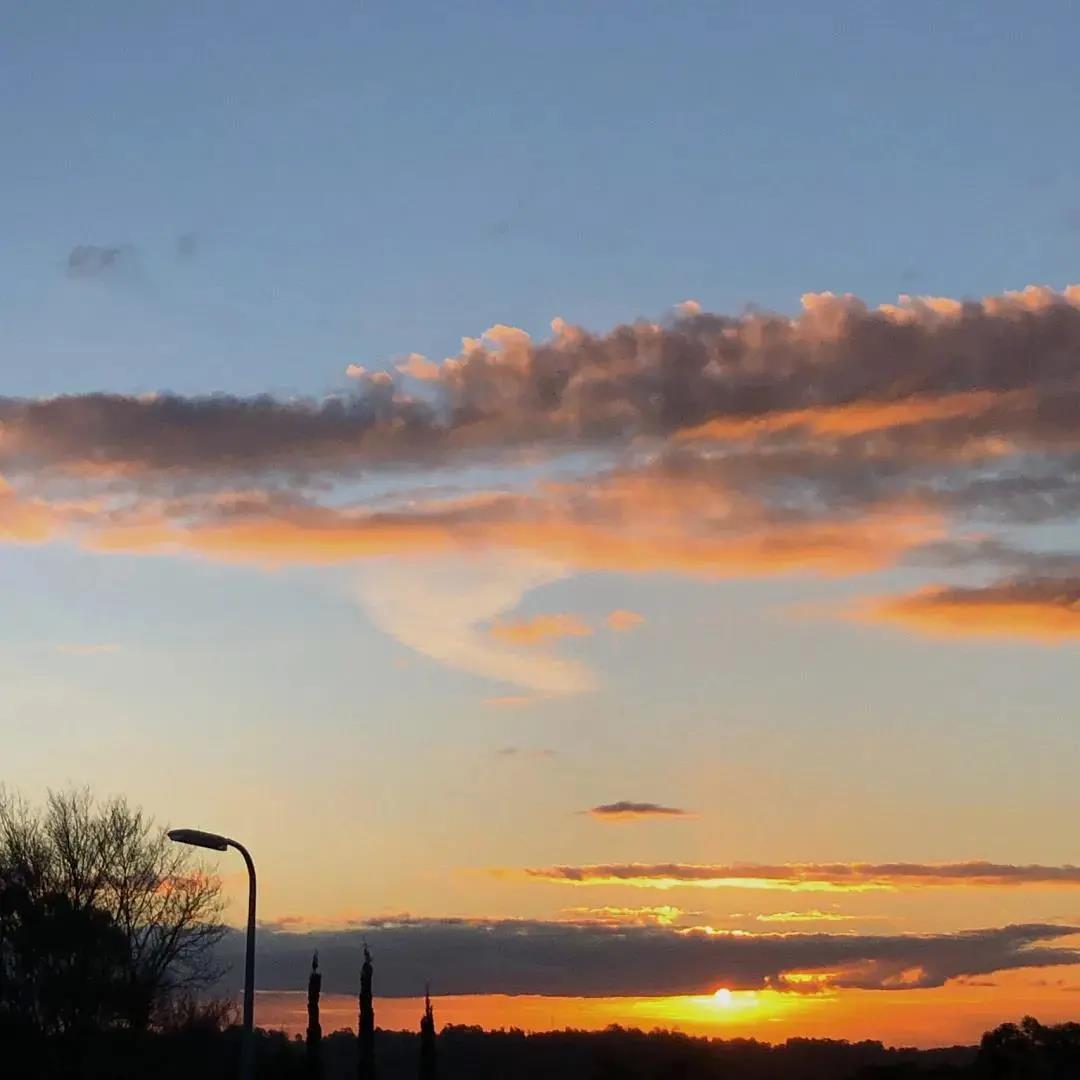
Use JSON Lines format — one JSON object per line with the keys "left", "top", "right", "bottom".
{"left": 713, "top": 988, "right": 733, "bottom": 1006}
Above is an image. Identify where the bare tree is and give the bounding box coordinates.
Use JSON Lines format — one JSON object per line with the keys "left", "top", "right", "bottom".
{"left": 0, "top": 787, "right": 225, "bottom": 1029}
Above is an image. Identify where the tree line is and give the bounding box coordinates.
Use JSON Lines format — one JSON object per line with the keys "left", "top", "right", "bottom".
{"left": 3, "top": 788, "right": 1080, "bottom": 1078}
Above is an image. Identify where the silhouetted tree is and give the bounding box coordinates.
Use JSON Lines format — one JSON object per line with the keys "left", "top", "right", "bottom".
{"left": 358, "top": 943, "right": 375, "bottom": 1080}
{"left": 977, "top": 1014, "right": 1080, "bottom": 1077}
{"left": 307, "top": 950, "right": 323, "bottom": 1078}
{"left": 418, "top": 986, "right": 436, "bottom": 1080}
{"left": 1, "top": 868, "right": 132, "bottom": 1076}
{"left": 0, "top": 787, "right": 225, "bottom": 1031}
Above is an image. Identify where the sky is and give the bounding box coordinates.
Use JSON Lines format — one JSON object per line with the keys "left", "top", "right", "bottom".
{"left": 4, "top": 0, "right": 1080, "bottom": 1048}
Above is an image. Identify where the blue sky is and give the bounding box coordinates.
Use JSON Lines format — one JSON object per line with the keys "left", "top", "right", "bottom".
{"left": 4, "top": 1, "right": 1080, "bottom": 399}
{"left": 5, "top": 1, "right": 1080, "bottom": 1041}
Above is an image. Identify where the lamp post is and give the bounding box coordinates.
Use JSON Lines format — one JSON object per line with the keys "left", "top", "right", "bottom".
{"left": 169, "top": 828, "right": 257, "bottom": 1080}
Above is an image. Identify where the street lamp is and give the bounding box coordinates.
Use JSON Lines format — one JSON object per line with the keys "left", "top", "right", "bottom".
{"left": 169, "top": 828, "right": 257, "bottom": 1080}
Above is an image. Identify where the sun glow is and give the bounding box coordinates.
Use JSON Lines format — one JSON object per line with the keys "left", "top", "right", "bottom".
{"left": 626, "top": 987, "right": 813, "bottom": 1029}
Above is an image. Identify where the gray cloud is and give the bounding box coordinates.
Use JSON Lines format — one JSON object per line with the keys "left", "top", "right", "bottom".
{"left": 216, "top": 918, "right": 1080, "bottom": 998}
{"left": 5, "top": 287, "right": 1080, "bottom": 486}
{"left": 0, "top": 386, "right": 438, "bottom": 479}
{"left": 587, "top": 802, "right": 692, "bottom": 820}
{"left": 66, "top": 244, "right": 137, "bottom": 278}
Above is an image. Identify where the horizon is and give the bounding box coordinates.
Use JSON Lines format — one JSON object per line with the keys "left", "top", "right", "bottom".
{"left": 5, "top": 1, "right": 1080, "bottom": 1055}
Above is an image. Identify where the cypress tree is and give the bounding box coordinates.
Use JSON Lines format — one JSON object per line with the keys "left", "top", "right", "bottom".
{"left": 419, "top": 985, "right": 437, "bottom": 1080}
{"left": 306, "top": 950, "right": 322, "bottom": 1079}
{"left": 357, "top": 944, "right": 375, "bottom": 1080}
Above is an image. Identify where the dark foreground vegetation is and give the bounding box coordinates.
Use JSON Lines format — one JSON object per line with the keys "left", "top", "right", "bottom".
{"left": 7, "top": 1015, "right": 1080, "bottom": 1080}
{"left": 5, "top": 789, "right": 1080, "bottom": 1077}
{"left": 249, "top": 1019, "right": 1075, "bottom": 1079}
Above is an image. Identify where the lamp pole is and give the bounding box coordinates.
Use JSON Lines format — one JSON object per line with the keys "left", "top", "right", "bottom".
{"left": 169, "top": 828, "right": 257, "bottom": 1080}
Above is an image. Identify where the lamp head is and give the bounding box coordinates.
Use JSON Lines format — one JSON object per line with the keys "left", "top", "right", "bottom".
{"left": 168, "top": 828, "right": 229, "bottom": 852}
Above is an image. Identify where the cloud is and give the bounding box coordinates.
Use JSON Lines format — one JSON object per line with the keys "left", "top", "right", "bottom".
{"left": 494, "top": 746, "right": 559, "bottom": 759}
{"left": 257, "top": 910, "right": 369, "bottom": 933}
{"left": 489, "top": 613, "right": 592, "bottom": 647}
{"left": 752, "top": 911, "right": 885, "bottom": 924}
{"left": 865, "top": 578, "right": 1080, "bottom": 641}
{"left": 352, "top": 553, "right": 595, "bottom": 693}
{"left": 10, "top": 282, "right": 1080, "bottom": 647}
{"left": 483, "top": 696, "right": 542, "bottom": 709}
{"left": 66, "top": 243, "right": 137, "bottom": 278}
{"left": 8, "top": 283, "right": 1080, "bottom": 482}
{"left": 0, "top": 477, "right": 61, "bottom": 543}
{"left": 53, "top": 643, "right": 122, "bottom": 656}
{"left": 175, "top": 232, "right": 198, "bottom": 260}
{"left": 216, "top": 917, "right": 1080, "bottom": 998}
{"left": 586, "top": 802, "right": 693, "bottom": 821}
{"left": 605, "top": 609, "right": 644, "bottom": 632}
{"left": 69, "top": 477, "right": 943, "bottom": 581}
{"left": 395, "top": 353, "right": 442, "bottom": 381}
{"left": 558, "top": 906, "right": 688, "bottom": 927}
{"left": 514, "top": 862, "right": 1080, "bottom": 891}
{"left": 344, "top": 364, "right": 368, "bottom": 379}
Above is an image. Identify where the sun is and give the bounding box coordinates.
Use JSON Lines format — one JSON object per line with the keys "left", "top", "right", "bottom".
{"left": 713, "top": 988, "right": 733, "bottom": 1006}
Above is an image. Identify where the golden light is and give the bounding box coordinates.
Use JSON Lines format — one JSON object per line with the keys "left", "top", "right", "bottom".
{"left": 713, "top": 988, "right": 733, "bottom": 1006}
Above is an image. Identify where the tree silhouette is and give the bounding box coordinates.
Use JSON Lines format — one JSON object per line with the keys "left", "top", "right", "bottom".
{"left": 977, "top": 1014, "right": 1080, "bottom": 1076}
{"left": 419, "top": 986, "right": 436, "bottom": 1080}
{"left": 1, "top": 867, "right": 131, "bottom": 1078}
{"left": 0, "top": 788, "right": 225, "bottom": 1030}
{"left": 358, "top": 943, "right": 375, "bottom": 1080}
{"left": 307, "top": 950, "right": 323, "bottom": 1079}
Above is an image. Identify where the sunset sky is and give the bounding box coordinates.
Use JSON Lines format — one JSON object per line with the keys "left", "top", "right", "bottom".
{"left": 5, "top": 1, "right": 1080, "bottom": 1048}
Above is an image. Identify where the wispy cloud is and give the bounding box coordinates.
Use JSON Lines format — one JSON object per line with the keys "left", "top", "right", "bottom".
{"left": 605, "top": 609, "right": 644, "bottom": 632}
{"left": 513, "top": 862, "right": 1080, "bottom": 892}
{"left": 353, "top": 553, "right": 595, "bottom": 693}
{"left": 558, "top": 906, "right": 688, "bottom": 927}
{"left": 53, "top": 642, "right": 122, "bottom": 656}
{"left": 66, "top": 243, "right": 137, "bottom": 278}
{"left": 494, "top": 746, "right": 559, "bottom": 759}
{"left": 489, "top": 613, "right": 592, "bottom": 647}
{"left": 752, "top": 910, "right": 886, "bottom": 924}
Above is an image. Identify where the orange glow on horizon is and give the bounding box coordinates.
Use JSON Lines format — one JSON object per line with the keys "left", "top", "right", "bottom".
{"left": 255, "top": 966, "right": 1080, "bottom": 1050}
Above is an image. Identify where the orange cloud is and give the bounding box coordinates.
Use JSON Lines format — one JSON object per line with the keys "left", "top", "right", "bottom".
{"left": 863, "top": 579, "right": 1080, "bottom": 642}
{"left": 395, "top": 352, "right": 441, "bottom": 380}
{"left": 606, "top": 609, "right": 644, "bottom": 632}
{"left": 489, "top": 613, "right": 592, "bottom": 647}
{"left": 513, "top": 861, "right": 1080, "bottom": 892}
{"left": 677, "top": 389, "right": 1019, "bottom": 443}
{"left": 75, "top": 476, "right": 943, "bottom": 580}
{"left": 558, "top": 906, "right": 687, "bottom": 926}
{"left": 13, "top": 280, "right": 1080, "bottom": 646}
{"left": 752, "top": 911, "right": 883, "bottom": 924}
{"left": 0, "top": 476, "right": 61, "bottom": 543}
{"left": 258, "top": 909, "right": 370, "bottom": 932}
